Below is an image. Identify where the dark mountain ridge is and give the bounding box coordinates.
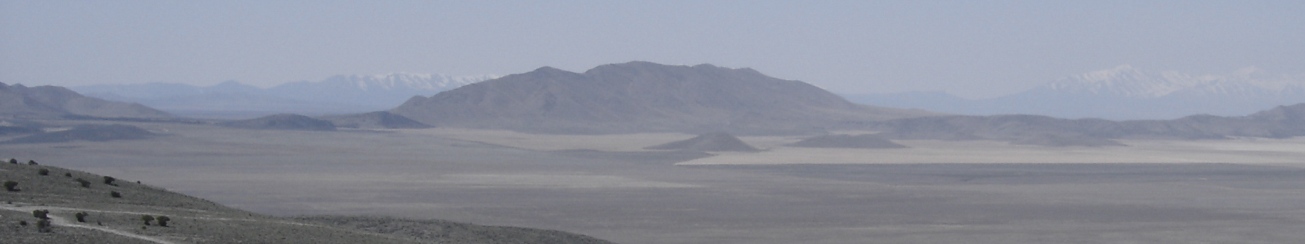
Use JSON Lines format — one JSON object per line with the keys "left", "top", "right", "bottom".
{"left": 393, "top": 61, "right": 927, "bottom": 134}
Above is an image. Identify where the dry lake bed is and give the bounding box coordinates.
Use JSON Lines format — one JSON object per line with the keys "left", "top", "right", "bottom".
{"left": 4, "top": 122, "right": 1305, "bottom": 243}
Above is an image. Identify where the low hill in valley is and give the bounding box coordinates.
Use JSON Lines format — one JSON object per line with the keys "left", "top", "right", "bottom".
{"left": 786, "top": 134, "right": 907, "bottom": 149}
{"left": 321, "top": 111, "right": 430, "bottom": 129}
{"left": 645, "top": 132, "right": 760, "bottom": 152}
{"left": 218, "top": 114, "right": 337, "bottom": 131}
{"left": 2, "top": 124, "right": 156, "bottom": 144}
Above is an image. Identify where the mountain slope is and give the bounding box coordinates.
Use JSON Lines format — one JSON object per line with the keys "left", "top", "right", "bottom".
{"left": 393, "top": 61, "right": 927, "bottom": 134}
{"left": 0, "top": 82, "right": 172, "bottom": 119}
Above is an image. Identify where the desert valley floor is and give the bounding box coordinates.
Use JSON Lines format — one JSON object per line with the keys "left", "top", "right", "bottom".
{"left": 4, "top": 121, "right": 1305, "bottom": 244}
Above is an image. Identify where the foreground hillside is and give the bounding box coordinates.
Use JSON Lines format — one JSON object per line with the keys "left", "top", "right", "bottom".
{"left": 0, "top": 161, "right": 612, "bottom": 244}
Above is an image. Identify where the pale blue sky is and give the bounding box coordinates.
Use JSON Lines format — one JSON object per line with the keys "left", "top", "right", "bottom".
{"left": 3, "top": 0, "right": 1302, "bottom": 98}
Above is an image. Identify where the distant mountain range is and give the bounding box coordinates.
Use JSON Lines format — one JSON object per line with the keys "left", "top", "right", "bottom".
{"left": 860, "top": 103, "right": 1305, "bottom": 147}
{"left": 1, "top": 82, "right": 171, "bottom": 119}
{"left": 6, "top": 62, "right": 1305, "bottom": 147}
{"left": 391, "top": 61, "right": 929, "bottom": 134}
{"left": 72, "top": 73, "right": 498, "bottom": 119}
{"left": 844, "top": 65, "right": 1305, "bottom": 120}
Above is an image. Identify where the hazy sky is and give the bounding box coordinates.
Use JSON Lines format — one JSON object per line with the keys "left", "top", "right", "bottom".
{"left": 3, "top": 1, "right": 1302, "bottom": 98}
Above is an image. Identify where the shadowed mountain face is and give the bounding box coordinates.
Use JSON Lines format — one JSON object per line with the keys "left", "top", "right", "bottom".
{"left": 218, "top": 114, "right": 337, "bottom": 131}
{"left": 0, "top": 82, "right": 171, "bottom": 119}
{"left": 392, "top": 61, "right": 927, "bottom": 134}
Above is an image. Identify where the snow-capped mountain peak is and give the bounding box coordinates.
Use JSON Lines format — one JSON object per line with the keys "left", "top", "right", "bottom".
{"left": 1042, "top": 65, "right": 1304, "bottom": 98}
{"left": 321, "top": 73, "right": 499, "bottom": 91}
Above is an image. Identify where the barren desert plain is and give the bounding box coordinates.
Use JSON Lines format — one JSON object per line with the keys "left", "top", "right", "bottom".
{"left": 5, "top": 120, "right": 1305, "bottom": 244}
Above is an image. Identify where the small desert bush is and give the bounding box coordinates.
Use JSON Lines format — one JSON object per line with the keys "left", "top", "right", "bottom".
{"left": 75, "top": 212, "right": 88, "bottom": 222}
{"left": 141, "top": 215, "right": 155, "bottom": 225}
{"left": 156, "top": 216, "right": 171, "bottom": 227}
{"left": 36, "top": 219, "right": 51, "bottom": 233}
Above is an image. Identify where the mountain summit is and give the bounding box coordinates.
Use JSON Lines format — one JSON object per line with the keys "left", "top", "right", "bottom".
{"left": 392, "top": 61, "right": 924, "bottom": 134}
